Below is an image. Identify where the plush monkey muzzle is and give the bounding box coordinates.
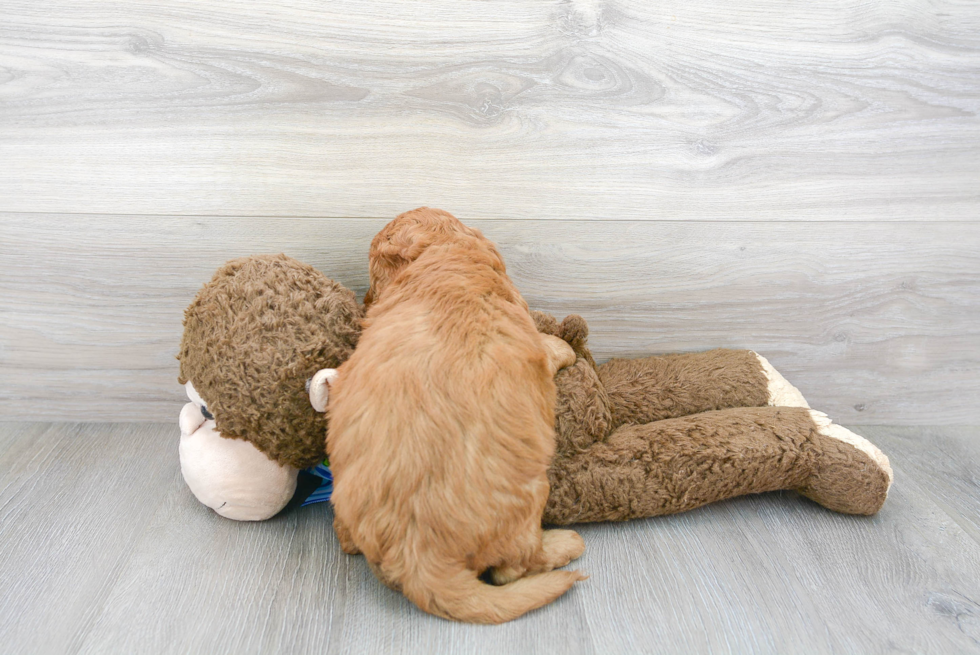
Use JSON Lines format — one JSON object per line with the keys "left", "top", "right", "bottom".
{"left": 178, "top": 382, "right": 299, "bottom": 521}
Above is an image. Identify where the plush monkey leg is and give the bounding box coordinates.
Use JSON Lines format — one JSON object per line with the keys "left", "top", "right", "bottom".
{"left": 544, "top": 406, "right": 892, "bottom": 524}
{"left": 597, "top": 349, "right": 809, "bottom": 430}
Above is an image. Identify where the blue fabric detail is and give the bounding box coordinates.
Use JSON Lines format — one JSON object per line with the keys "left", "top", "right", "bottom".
{"left": 300, "top": 463, "right": 333, "bottom": 506}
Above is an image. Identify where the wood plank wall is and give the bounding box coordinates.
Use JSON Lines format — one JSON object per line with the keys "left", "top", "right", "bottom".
{"left": 1, "top": 0, "right": 978, "bottom": 424}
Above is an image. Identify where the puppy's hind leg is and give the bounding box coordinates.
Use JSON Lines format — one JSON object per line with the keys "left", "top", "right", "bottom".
{"left": 490, "top": 530, "right": 585, "bottom": 584}
{"left": 334, "top": 514, "right": 361, "bottom": 555}
{"left": 489, "top": 562, "right": 527, "bottom": 586}
{"left": 535, "top": 529, "right": 586, "bottom": 572}
{"left": 494, "top": 528, "right": 586, "bottom": 583}
{"left": 490, "top": 530, "right": 586, "bottom": 585}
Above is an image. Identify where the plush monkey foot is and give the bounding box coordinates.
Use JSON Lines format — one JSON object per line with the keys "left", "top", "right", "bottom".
{"left": 754, "top": 353, "right": 810, "bottom": 408}
{"left": 797, "top": 410, "right": 893, "bottom": 515}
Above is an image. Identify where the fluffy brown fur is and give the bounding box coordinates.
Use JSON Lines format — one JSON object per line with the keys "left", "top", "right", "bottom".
{"left": 327, "top": 208, "right": 586, "bottom": 624}
{"left": 178, "top": 254, "right": 362, "bottom": 468}
{"left": 533, "top": 312, "right": 891, "bottom": 523}
{"left": 178, "top": 250, "right": 891, "bottom": 533}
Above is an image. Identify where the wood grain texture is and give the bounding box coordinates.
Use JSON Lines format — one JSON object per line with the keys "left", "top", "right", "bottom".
{"left": 864, "top": 426, "right": 980, "bottom": 546}
{"left": 1, "top": 0, "right": 979, "bottom": 220}
{"left": 0, "top": 423, "right": 177, "bottom": 654}
{"left": 1, "top": 422, "right": 978, "bottom": 654}
{"left": 2, "top": 215, "right": 977, "bottom": 424}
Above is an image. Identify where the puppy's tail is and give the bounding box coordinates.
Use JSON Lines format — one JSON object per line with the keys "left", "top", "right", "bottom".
{"left": 402, "top": 561, "right": 586, "bottom": 624}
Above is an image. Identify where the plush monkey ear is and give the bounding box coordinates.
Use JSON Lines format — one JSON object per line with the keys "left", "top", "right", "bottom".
{"left": 307, "top": 368, "right": 338, "bottom": 413}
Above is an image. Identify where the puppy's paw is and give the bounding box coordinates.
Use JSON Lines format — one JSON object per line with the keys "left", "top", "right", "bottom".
{"left": 541, "top": 334, "right": 577, "bottom": 376}
{"left": 541, "top": 529, "right": 586, "bottom": 568}
{"left": 334, "top": 516, "right": 361, "bottom": 555}
{"left": 490, "top": 563, "right": 527, "bottom": 585}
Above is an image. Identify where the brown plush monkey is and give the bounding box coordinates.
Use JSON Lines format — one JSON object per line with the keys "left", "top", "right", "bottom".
{"left": 176, "top": 254, "right": 891, "bottom": 524}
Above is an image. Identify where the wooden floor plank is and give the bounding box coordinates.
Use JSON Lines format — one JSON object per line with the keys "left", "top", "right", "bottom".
{"left": 571, "top": 479, "right": 980, "bottom": 653}
{"left": 2, "top": 422, "right": 979, "bottom": 654}
{"left": 0, "top": 423, "right": 179, "bottom": 654}
{"left": 76, "top": 484, "right": 353, "bottom": 654}
{"left": 862, "top": 426, "right": 980, "bottom": 547}
{"left": 1, "top": 0, "right": 978, "bottom": 220}
{"left": 2, "top": 216, "right": 977, "bottom": 424}
{"left": 74, "top": 432, "right": 598, "bottom": 655}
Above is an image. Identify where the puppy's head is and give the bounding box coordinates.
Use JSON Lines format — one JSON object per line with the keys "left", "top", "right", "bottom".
{"left": 365, "top": 207, "right": 489, "bottom": 306}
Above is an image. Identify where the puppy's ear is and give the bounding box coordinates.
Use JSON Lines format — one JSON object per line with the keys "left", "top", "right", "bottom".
{"left": 366, "top": 242, "right": 411, "bottom": 308}
{"left": 366, "top": 208, "right": 472, "bottom": 306}
{"left": 307, "top": 368, "right": 338, "bottom": 412}
{"left": 366, "top": 216, "right": 431, "bottom": 306}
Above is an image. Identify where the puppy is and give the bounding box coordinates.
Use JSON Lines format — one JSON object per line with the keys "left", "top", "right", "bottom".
{"left": 326, "top": 208, "right": 585, "bottom": 623}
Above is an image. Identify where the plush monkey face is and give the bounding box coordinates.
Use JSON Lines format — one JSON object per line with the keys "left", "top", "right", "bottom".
{"left": 179, "top": 381, "right": 298, "bottom": 520}
{"left": 176, "top": 254, "right": 363, "bottom": 520}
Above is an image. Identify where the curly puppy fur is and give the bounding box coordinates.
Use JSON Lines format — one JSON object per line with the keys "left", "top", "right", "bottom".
{"left": 327, "top": 208, "right": 585, "bottom": 624}
{"left": 178, "top": 254, "right": 362, "bottom": 468}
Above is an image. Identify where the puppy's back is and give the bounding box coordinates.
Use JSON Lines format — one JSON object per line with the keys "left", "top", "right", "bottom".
{"left": 330, "top": 242, "right": 555, "bottom": 536}
{"left": 327, "top": 235, "right": 571, "bottom": 622}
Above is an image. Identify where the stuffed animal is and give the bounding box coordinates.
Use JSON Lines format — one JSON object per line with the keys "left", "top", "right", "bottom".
{"left": 177, "top": 254, "right": 361, "bottom": 520}
{"left": 176, "top": 254, "right": 892, "bottom": 523}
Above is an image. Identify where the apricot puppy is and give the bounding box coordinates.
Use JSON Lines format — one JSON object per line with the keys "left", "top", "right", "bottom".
{"left": 326, "top": 208, "right": 585, "bottom": 623}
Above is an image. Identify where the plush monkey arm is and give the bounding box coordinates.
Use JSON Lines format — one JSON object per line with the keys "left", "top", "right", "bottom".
{"left": 543, "top": 406, "right": 893, "bottom": 524}
{"left": 597, "top": 349, "right": 809, "bottom": 430}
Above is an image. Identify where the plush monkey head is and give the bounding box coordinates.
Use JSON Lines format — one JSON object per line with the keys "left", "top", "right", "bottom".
{"left": 176, "top": 254, "right": 362, "bottom": 520}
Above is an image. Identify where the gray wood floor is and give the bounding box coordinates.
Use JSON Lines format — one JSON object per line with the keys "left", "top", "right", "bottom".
{"left": 1, "top": 422, "right": 978, "bottom": 654}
